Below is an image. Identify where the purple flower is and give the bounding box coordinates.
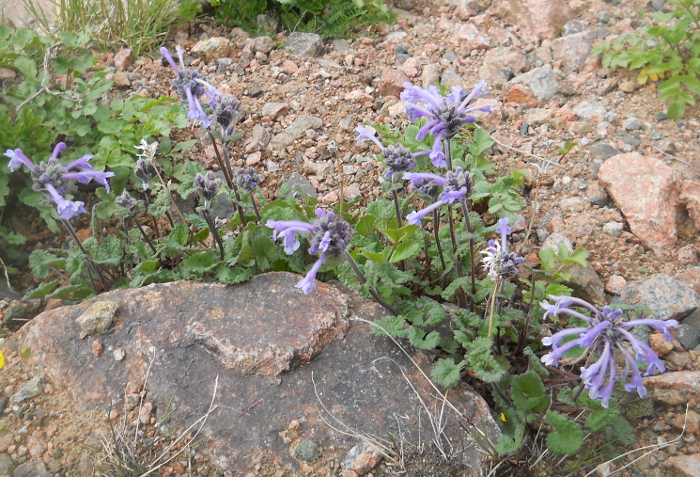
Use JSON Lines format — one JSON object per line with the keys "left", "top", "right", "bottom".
{"left": 355, "top": 125, "right": 428, "bottom": 179}
{"left": 481, "top": 217, "right": 524, "bottom": 280}
{"left": 194, "top": 171, "right": 222, "bottom": 208}
{"left": 209, "top": 90, "right": 242, "bottom": 136}
{"left": 267, "top": 209, "right": 353, "bottom": 294}
{"left": 4, "top": 143, "right": 114, "bottom": 220}
{"left": 161, "top": 46, "right": 211, "bottom": 127}
{"left": 400, "top": 81, "right": 493, "bottom": 167}
{"left": 233, "top": 167, "right": 260, "bottom": 193}
{"left": 540, "top": 295, "right": 679, "bottom": 408}
{"left": 403, "top": 168, "right": 472, "bottom": 226}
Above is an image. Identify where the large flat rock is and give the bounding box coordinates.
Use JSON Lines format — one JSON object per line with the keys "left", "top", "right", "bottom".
{"left": 16, "top": 273, "right": 500, "bottom": 474}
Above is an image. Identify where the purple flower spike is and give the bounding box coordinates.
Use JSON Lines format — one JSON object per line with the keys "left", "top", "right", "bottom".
{"left": 403, "top": 168, "right": 472, "bottom": 226}
{"left": 400, "top": 80, "right": 493, "bottom": 163}
{"left": 6, "top": 145, "right": 111, "bottom": 221}
{"left": 267, "top": 209, "right": 353, "bottom": 296}
{"left": 355, "top": 126, "right": 427, "bottom": 179}
{"left": 540, "top": 295, "right": 679, "bottom": 408}
{"left": 406, "top": 200, "right": 445, "bottom": 226}
{"left": 161, "top": 46, "right": 210, "bottom": 127}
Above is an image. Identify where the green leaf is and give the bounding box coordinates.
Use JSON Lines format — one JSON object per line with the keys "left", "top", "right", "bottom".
{"left": 431, "top": 358, "right": 463, "bottom": 388}
{"left": 407, "top": 327, "right": 440, "bottom": 350}
{"left": 510, "top": 371, "right": 550, "bottom": 413}
{"left": 389, "top": 241, "right": 421, "bottom": 263}
{"left": 545, "top": 411, "right": 583, "bottom": 455}
{"left": 181, "top": 251, "right": 220, "bottom": 273}
{"left": 29, "top": 249, "right": 64, "bottom": 279}
{"left": 24, "top": 280, "right": 60, "bottom": 299}
{"left": 355, "top": 215, "right": 377, "bottom": 238}
{"left": 564, "top": 247, "right": 589, "bottom": 267}
{"left": 539, "top": 247, "right": 557, "bottom": 271}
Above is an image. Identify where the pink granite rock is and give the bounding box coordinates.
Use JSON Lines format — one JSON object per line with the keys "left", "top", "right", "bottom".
{"left": 680, "top": 179, "right": 700, "bottom": 231}
{"left": 378, "top": 69, "right": 410, "bottom": 97}
{"left": 598, "top": 153, "right": 681, "bottom": 256}
{"left": 665, "top": 454, "right": 700, "bottom": 476}
{"left": 644, "top": 371, "right": 700, "bottom": 405}
{"left": 488, "top": 0, "right": 574, "bottom": 43}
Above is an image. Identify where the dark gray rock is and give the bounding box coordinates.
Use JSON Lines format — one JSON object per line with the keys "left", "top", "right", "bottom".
{"left": 282, "top": 32, "right": 324, "bottom": 58}
{"left": 269, "top": 115, "right": 323, "bottom": 151}
{"left": 620, "top": 274, "right": 700, "bottom": 322}
{"left": 11, "top": 461, "right": 52, "bottom": 477}
{"left": 17, "top": 276, "right": 500, "bottom": 475}
{"left": 294, "top": 439, "right": 319, "bottom": 461}
{"left": 620, "top": 132, "right": 641, "bottom": 148}
{"left": 675, "top": 324, "right": 700, "bottom": 350}
{"left": 588, "top": 142, "right": 620, "bottom": 161}
{"left": 0, "top": 453, "right": 14, "bottom": 477}
{"left": 12, "top": 375, "right": 44, "bottom": 403}
{"left": 285, "top": 172, "right": 318, "bottom": 199}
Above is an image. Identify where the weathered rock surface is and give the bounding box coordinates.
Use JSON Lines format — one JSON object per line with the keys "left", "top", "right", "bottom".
{"left": 506, "top": 65, "right": 560, "bottom": 103}
{"left": 282, "top": 32, "right": 324, "bottom": 58}
{"left": 16, "top": 274, "right": 499, "bottom": 474}
{"left": 598, "top": 153, "right": 680, "bottom": 256}
{"left": 645, "top": 371, "right": 700, "bottom": 406}
{"left": 269, "top": 115, "right": 323, "bottom": 151}
{"left": 620, "top": 274, "right": 700, "bottom": 322}
{"left": 488, "top": 0, "right": 574, "bottom": 42}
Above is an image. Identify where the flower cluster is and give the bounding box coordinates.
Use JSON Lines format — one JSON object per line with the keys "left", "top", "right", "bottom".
{"left": 233, "top": 167, "right": 260, "bottom": 194}
{"left": 400, "top": 80, "right": 493, "bottom": 167}
{"left": 208, "top": 90, "right": 242, "bottom": 137}
{"left": 355, "top": 125, "right": 428, "bottom": 179}
{"left": 541, "top": 295, "right": 679, "bottom": 408}
{"left": 267, "top": 209, "right": 353, "bottom": 294}
{"left": 161, "top": 46, "right": 210, "bottom": 126}
{"left": 402, "top": 168, "right": 472, "bottom": 225}
{"left": 194, "top": 171, "right": 222, "bottom": 209}
{"left": 5, "top": 143, "right": 114, "bottom": 220}
{"left": 481, "top": 218, "right": 524, "bottom": 280}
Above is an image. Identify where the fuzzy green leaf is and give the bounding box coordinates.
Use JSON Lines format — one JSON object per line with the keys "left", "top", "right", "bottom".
{"left": 431, "top": 358, "right": 463, "bottom": 388}
{"left": 545, "top": 411, "right": 583, "bottom": 455}
{"left": 181, "top": 251, "right": 220, "bottom": 273}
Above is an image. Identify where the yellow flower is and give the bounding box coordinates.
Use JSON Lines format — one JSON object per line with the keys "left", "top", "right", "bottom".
{"left": 500, "top": 412, "right": 507, "bottom": 422}
{"left": 0, "top": 350, "right": 4, "bottom": 369}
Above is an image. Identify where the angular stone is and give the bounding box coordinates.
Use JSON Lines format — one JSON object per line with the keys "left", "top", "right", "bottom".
{"left": 75, "top": 300, "right": 118, "bottom": 339}
{"left": 191, "top": 37, "right": 233, "bottom": 63}
{"left": 16, "top": 277, "right": 499, "bottom": 474}
{"left": 113, "top": 48, "right": 133, "bottom": 70}
{"left": 506, "top": 65, "right": 559, "bottom": 103}
{"left": 605, "top": 275, "right": 627, "bottom": 295}
{"left": 573, "top": 102, "right": 608, "bottom": 121}
{"left": 551, "top": 30, "right": 594, "bottom": 72}
{"left": 620, "top": 274, "right": 700, "bottom": 322}
{"left": 421, "top": 62, "right": 441, "bottom": 88}
{"left": 450, "top": 22, "right": 490, "bottom": 49}
{"left": 10, "top": 461, "right": 51, "bottom": 477}
{"left": 282, "top": 32, "right": 324, "bottom": 58}
{"left": 261, "top": 102, "right": 288, "bottom": 119}
{"left": 440, "top": 68, "right": 464, "bottom": 89}
{"left": 12, "top": 375, "right": 44, "bottom": 403}
{"left": 665, "top": 454, "right": 700, "bottom": 476}
{"left": 676, "top": 267, "right": 700, "bottom": 296}
{"left": 253, "top": 36, "right": 275, "bottom": 54}
{"left": 645, "top": 371, "right": 700, "bottom": 405}
{"left": 269, "top": 115, "right": 323, "bottom": 151}
{"left": 488, "top": 0, "right": 574, "bottom": 42}
{"left": 587, "top": 142, "right": 620, "bottom": 160}
{"left": 598, "top": 153, "right": 680, "bottom": 255}
{"left": 680, "top": 180, "right": 700, "bottom": 231}
{"left": 343, "top": 442, "right": 382, "bottom": 475}
{"left": 285, "top": 172, "right": 318, "bottom": 199}
{"left": 378, "top": 69, "right": 410, "bottom": 97}
{"left": 478, "top": 64, "right": 508, "bottom": 90}
{"left": 504, "top": 84, "right": 539, "bottom": 108}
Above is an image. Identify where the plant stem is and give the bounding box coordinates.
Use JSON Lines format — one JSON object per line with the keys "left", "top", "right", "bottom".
{"left": 208, "top": 131, "right": 233, "bottom": 188}
{"left": 447, "top": 205, "right": 468, "bottom": 309}
{"left": 202, "top": 209, "right": 225, "bottom": 261}
{"left": 432, "top": 209, "right": 447, "bottom": 271}
{"left": 486, "top": 278, "right": 500, "bottom": 339}
{"left": 343, "top": 250, "right": 400, "bottom": 316}
{"left": 443, "top": 137, "right": 453, "bottom": 171}
{"left": 60, "top": 218, "right": 107, "bottom": 292}
{"left": 142, "top": 192, "right": 161, "bottom": 238}
{"left": 128, "top": 213, "right": 158, "bottom": 255}
{"left": 391, "top": 178, "right": 403, "bottom": 227}
{"left": 219, "top": 141, "right": 247, "bottom": 227}
{"left": 250, "top": 192, "right": 262, "bottom": 222}
{"left": 459, "top": 199, "right": 477, "bottom": 298}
